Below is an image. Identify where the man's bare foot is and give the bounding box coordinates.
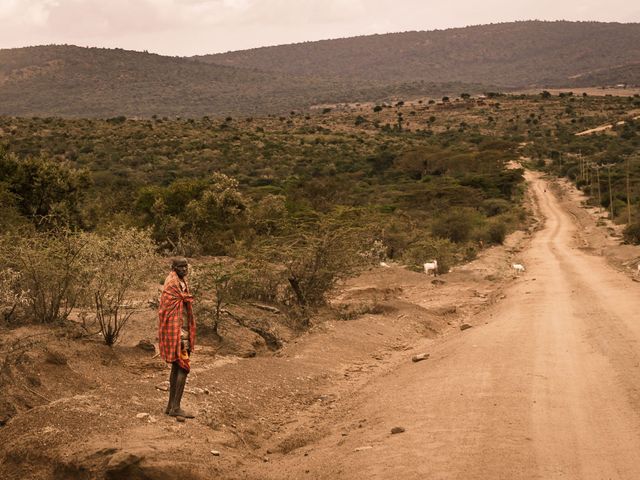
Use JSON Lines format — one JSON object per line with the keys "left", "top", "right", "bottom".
{"left": 169, "top": 408, "right": 195, "bottom": 419}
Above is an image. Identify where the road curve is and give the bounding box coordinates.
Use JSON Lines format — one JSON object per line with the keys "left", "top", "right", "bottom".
{"left": 265, "top": 172, "right": 640, "bottom": 479}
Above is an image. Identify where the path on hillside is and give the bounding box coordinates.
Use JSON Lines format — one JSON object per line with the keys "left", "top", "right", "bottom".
{"left": 576, "top": 114, "right": 640, "bottom": 136}
{"left": 250, "top": 172, "right": 640, "bottom": 479}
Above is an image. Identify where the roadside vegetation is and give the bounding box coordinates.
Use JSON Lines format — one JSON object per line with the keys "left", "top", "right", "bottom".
{"left": 15, "top": 91, "right": 640, "bottom": 339}
{"left": 521, "top": 92, "right": 640, "bottom": 242}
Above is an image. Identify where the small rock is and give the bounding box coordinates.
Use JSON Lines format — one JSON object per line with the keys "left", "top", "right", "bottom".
{"left": 263, "top": 457, "right": 269, "bottom": 462}
{"left": 135, "top": 413, "right": 149, "bottom": 419}
{"left": 148, "top": 416, "right": 157, "bottom": 423}
{"left": 176, "top": 416, "right": 186, "bottom": 423}
{"left": 354, "top": 446, "right": 373, "bottom": 452}
{"left": 411, "top": 353, "right": 430, "bottom": 363}
{"left": 391, "top": 426, "right": 405, "bottom": 434}
{"left": 137, "top": 339, "right": 156, "bottom": 352}
{"left": 155, "top": 383, "right": 169, "bottom": 392}
{"left": 460, "top": 324, "right": 472, "bottom": 331}
{"left": 210, "top": 450, "right": 220, "bottom": 456}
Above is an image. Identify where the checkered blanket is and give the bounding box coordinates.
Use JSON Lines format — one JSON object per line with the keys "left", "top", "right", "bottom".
{"left": 158, "top": 271, "right": 195, "bottom": 372}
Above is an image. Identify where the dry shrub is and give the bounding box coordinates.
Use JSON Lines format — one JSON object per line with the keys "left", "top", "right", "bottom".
{"left": 0, "top": 268, "right": 28, "bottom": 323}
{"left": 1, "top": 230, "right": 90, "bottom": 324}
{"left": 81, "top": 227, "right": 157, "bottom": 346}
{"left": 190, "top": 259, "right": 252, "bottom": 335}
{"left": 0, "top": 227, "right": 157, "bottom": 345}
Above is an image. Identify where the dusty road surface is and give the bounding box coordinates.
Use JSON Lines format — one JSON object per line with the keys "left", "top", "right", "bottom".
{"left": 250, "top": 172, "right": 640, "bottom": 479}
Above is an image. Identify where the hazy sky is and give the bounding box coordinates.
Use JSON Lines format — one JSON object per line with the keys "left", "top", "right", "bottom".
{"left": 2, "top": 0, "right": 639, "bottom": 56}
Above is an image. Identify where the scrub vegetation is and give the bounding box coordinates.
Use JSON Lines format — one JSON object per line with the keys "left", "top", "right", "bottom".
{"left": 2, "top": 89, "right": 639, "bottom": 336}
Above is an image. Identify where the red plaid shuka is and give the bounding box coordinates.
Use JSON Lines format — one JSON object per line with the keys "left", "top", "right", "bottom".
{"left": 158, "top": 271, "right": 196, "bottom": 372}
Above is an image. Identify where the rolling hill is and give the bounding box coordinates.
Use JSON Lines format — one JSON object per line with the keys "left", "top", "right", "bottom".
{"left": 199, "top": 21, "right": 640, "bottom": 87}
{"left": 0, "top": 21, "right": 638, "bottom": 117}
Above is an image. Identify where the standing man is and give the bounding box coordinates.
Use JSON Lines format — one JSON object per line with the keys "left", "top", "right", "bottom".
{"left": 158, "top": 257, "right": 196, "bottom": 418}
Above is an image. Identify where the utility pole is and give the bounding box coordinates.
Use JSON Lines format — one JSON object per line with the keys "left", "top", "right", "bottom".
{"left": 604, "top": 163, "right": 616, "bottom": 220}
{"left": 586, "top": 157, "right": 590, "bottom": 185}
{"left": 626, "top": 155, "right": 632, "bottom": 224}
{"left": 592, "top": 164, "right": 603, "bottom": 210}
{"left": 579, "top": 151, "right": 584, "bottom": 182}
{"left": 559, "top": 151, "right": 563, "bottom": 171}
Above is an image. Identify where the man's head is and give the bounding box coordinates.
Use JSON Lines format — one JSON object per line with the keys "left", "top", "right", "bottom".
{"left": 171, "top": 257, "right": 189, "bottom": 279}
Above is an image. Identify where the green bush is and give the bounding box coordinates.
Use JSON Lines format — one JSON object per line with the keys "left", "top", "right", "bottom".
{"left": 485, "top": 220, "right": 508, "bottom": 244}
{"left": 481, "top": 198, "right": 511, "bottom": 217}
{"left": 0, "top": 151, "right": 91, "bottom": 229}
{"left": 431, "top": 208, "right": 483, "bottom": 243}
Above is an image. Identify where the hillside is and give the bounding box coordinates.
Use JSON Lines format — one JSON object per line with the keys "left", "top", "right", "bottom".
{"left": 0, "top": 45, "right": 328, "bottom": 117}
{"left": 201, "top": 21, "right": 640, "bottom": 87}
{"left": 0, "top": 21, "right": 638, "bottom": 117}
{"left": 0, "top": 45, "right": 485, "bottom": 117}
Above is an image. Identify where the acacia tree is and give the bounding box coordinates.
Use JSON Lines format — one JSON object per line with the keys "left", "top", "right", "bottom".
{"left": 264, "top": 223, "right": 365, "bottom": 325}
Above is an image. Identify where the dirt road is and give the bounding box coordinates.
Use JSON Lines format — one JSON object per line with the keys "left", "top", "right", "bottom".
{"left": 253, "top": 172, "right": 640, "bottom": 479}
{"left": 576, "top": 114, "right": 640, "bottom": 136}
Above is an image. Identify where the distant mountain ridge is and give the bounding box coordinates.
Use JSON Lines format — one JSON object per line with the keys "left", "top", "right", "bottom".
{"left": 198, "top": 21, "right": 640, "bottom": 87}
{"left": 0, "top": 21, "right": 638, "bottom": 118}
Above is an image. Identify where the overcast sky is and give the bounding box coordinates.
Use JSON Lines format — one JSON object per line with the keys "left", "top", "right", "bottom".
{"left": 1, "top": 0, "right": 639, "bottom": 56}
